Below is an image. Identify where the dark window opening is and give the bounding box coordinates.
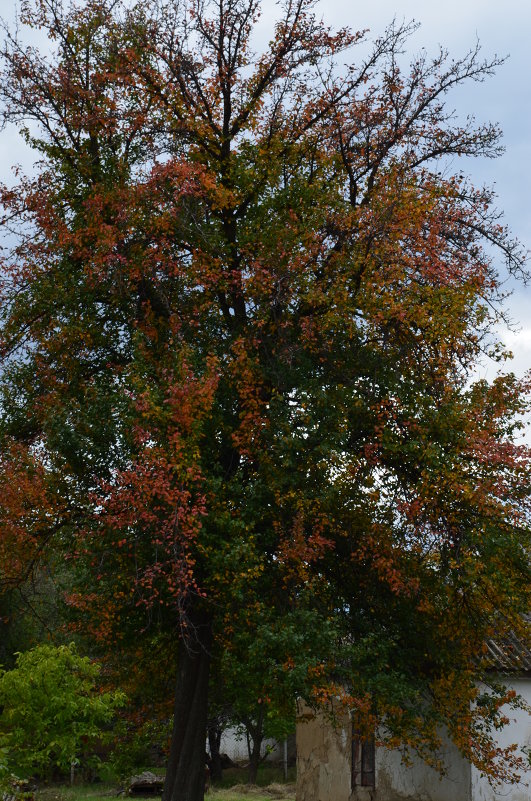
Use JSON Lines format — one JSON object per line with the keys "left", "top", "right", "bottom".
{"left": 351, "top": 724, "right": 375, "bottom": 789}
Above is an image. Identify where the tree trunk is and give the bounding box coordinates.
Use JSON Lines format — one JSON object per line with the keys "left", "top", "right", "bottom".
{"left": 246, "top": 709, "right": 265, "bottom": 785}
{"left": 207, "top": 723, "right": 223, "bottom": 783}
{"left": 247, "top": 732, "right": 264, "bottom": 785}
{"left": 163, "top": 611, "right": 212, "bottom": 801}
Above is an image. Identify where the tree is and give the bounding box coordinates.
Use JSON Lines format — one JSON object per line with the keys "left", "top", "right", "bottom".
{"left": 0, "top": 1, "right": 530, "bottom": 800}
{"left": 212, "top": 606, "right": 335, "bottom": 783}
{"left": 0, "top": 643, "right": 124, "bottom": 780}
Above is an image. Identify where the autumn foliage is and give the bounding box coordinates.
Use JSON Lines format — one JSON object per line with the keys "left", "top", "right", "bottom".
{"left": 0, "top": 0, "right": 530, "bottom": 797}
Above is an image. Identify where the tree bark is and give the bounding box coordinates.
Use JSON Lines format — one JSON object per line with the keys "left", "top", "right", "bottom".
{"left": 207, "top": 722, "right": 223, "bottom": 783}
{"left": 163, "top": 611, "right": 212, "bottom": 801}
{"left": 247, "top": 734, "right": 263, "bottom": 785}
{"left": 246, "top": 709, "right": 265, "bottom": 785}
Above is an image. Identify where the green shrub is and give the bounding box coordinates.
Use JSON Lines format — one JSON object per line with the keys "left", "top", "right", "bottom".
{"left": 0, "top": 643, "right": 125, "bottom": 780}
{"left": 108, "top": 717, "right": 170, "bottom": 782}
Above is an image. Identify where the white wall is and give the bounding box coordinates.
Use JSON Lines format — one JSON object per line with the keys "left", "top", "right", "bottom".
{"left": 470, "top": 678, "right": 531, "bottom": 801}
{"left": 375, "top": 736, "right": 471, "bottom": 801}
{"left": 217, "top": 726, "right": 283, "bottom": 763}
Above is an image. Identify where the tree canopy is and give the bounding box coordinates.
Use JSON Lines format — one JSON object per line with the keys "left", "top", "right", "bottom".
{"left": 0, "top": 0, "right": 530, "bottom": 798}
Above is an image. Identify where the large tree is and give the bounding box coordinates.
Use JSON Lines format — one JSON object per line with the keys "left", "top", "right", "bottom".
{"left": 1, "top": 0, "right": 530, "bottom": 799}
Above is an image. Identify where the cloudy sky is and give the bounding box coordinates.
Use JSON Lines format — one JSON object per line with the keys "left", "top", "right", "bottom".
{"left": 1, "top": 0, "right": 530, "bottom": 378}
{"left": 289, "top": 0, "right": 531, "bottom": 381}
{"left": 323, "top": 0, "right": 531, "bottom": 380}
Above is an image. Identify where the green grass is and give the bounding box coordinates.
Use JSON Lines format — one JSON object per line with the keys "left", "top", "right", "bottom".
{"left": 208, "top": 788, "right": 295, "bottom": 801}
{"left": 35, "top": 768, "right": 296, "bottom": 801}
{"left": 36, "top": 786, "right": 295, "bottom": 801}
{"left": 213, "top": 765, "right": 296, "bottom": 789}
{"left": 38, "top": 784, "right": 118, "bottom": 801}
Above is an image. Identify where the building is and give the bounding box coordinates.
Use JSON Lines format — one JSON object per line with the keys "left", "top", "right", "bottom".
{"left": 296, "top": 639, "right": 531, "bottom": 801}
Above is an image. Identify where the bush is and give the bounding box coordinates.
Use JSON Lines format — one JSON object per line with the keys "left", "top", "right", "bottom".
{"left": 0, "top": 643, "right": 125, "bottom": 780}
{"left": 108, "top": 718, "right": 170, "bottom": 782}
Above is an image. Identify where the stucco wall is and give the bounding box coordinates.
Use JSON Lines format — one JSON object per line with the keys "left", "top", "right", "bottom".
{"left": 296, "top": 705, "right": 470, "bottom": 801}
{"left": 296, "top": 703, "right": 355, "bottom": 801}
{"left": 470, "top": 678, "right": 531, "bottom": 801}
{"left": 297, "top": 682, "right": 531, "bottom": 801}
{"left": 375, "top": 737, "right": 470, "bottom": 801}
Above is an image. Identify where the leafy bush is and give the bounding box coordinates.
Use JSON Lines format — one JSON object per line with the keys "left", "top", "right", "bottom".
{"left": 0, "top": 643, "right": 125, "bottom": 780}
{"left": 108, "top": 718, "right": 170, "bottom": 782}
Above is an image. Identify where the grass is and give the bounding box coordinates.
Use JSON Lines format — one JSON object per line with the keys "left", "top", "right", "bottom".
{"left": 36, "top": 784, "right": 295, "bottom": 801}
{"left": 35, "top": 765, "right": 296, "bottom": 801}
{"left": 207, "top": 786, "right": 295, "bottom": 801}
{"left": 38, "top": 784, "right": 118, "bottom": 801}
{"left": 212, "top": 765, "right": 296, "bottom": 789}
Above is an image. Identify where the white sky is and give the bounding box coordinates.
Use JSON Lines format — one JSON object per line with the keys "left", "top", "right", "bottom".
{"left": 1, "top": 0, "right": 530, "bottom": 379}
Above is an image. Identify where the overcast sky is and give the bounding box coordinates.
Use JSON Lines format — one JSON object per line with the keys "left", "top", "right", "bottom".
{"left": 1, "top": 0, "right": 530, "bottom": 379}
{"left": 313, "top": 0, "right": 531, "bottom": 380}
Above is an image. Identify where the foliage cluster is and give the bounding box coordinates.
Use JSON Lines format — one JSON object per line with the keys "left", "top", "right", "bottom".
{"left": 0, "top": 644, "right": 124, "bottom": 781}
